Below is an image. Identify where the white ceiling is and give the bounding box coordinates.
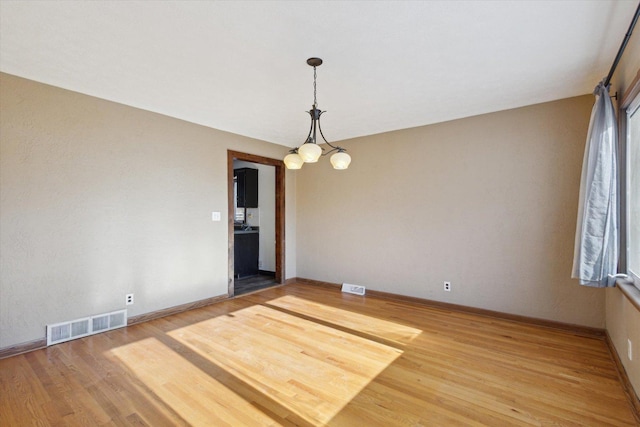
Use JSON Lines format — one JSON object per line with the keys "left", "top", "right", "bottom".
{"left": 0, "top": 1, "right": 637, "bottom": 147}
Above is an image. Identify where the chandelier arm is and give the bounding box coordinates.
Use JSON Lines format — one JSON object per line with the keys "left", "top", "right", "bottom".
{"left": 317, "top": 114, "right": 331, "bottom": 145}
{"left": 320, "top": 147, "right": 342, "bottom": 157}
{"left": 317, "top": 115, "right": 346, "bottom": 152}
{"left": 303, "top": 111, "right": 314, "bottom": 144}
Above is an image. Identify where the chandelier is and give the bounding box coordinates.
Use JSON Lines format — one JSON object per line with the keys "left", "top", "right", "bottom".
{"left": 283, "top": 58, "right": 351, "bottom": 170}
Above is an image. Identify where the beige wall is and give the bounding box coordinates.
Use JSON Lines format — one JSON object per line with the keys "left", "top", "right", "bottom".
{"left": 607, "top": 23, "right": 640, "bottom": 397}
{"left": 0, "top": 73, "right": 296, "bottom": 348}
{"left": 296, "top": 95, "right": 605, "bottom": 327}
{"left": 607, "top": 287, "right": 640, "bottom": 394}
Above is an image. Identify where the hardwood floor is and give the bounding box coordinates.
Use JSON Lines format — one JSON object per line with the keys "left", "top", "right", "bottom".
{"left": 1, "top": 282, "right": 637, "bottom": 426}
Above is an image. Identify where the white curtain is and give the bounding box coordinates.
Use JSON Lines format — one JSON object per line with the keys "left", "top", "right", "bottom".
{"left": 572, "top": 80, "right": 619, "bottom": 287}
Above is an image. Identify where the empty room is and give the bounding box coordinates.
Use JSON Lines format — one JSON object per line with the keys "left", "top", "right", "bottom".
{"left": 1, "top": 1, "right": 640, "bottom": 425}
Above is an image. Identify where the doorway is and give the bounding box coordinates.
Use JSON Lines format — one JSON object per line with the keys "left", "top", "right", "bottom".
{"left": 227, "top": 150, "right": 285, "bottom": 296}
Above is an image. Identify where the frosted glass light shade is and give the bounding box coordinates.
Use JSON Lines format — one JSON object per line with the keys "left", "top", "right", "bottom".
{"left": 284, "top": 152, "right": 304, "bottom": 169}
{"left": 330, "top": 151, "right": 351, "bottom": 170}
{"left": 298, "top": 143, "right": 322, "bottom": 163}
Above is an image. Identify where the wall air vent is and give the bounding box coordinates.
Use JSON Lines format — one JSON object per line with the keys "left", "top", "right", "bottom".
{"left": 47, "top": 309, "right": 127, "bottom": 346}
{"left": 341, "top": 283, "right": 366, "bottom": 296}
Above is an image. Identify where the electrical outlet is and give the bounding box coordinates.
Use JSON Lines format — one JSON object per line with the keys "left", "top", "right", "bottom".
{"left": 126, "top": 293, "right": 134, "bottom": 305}
{"left": 629, "top": 339, "right": 633, "bottom": 361}
{"left": 444, "top": 281, "right": 451, "bottom": 292}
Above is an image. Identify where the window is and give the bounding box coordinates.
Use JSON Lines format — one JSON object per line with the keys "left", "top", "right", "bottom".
{"left": 623, "top": 80, "right": 640, "bottom": 288}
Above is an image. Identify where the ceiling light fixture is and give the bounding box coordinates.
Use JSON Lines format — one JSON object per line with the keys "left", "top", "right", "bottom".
{"left": 284, "top": 58, "right": 351, "bottom": 170}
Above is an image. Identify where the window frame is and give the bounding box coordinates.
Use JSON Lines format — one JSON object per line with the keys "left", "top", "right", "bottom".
{"left": 620, "top": 70, "right": 640, "bottom": 289}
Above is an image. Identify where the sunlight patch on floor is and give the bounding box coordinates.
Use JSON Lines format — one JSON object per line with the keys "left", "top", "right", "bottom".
{"left": 265, "top": 294, "right": 423, "bottom": 345}
{"left": 110, "top": 337, "right": 280, "bottom": 426}
{"left": 167, "top": 304, "right": 403, "bottom": 425}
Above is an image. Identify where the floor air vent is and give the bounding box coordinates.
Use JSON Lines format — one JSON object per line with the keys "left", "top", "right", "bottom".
{"left": 47, "top": 309, "right": 127, "bottom": 346}
{"left": 341, "top": 283, "right": 366, "bottom": 295}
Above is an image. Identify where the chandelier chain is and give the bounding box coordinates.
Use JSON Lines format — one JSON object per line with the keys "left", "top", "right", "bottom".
{"left": 313, "top": 66, "right": 317, "bottom": 107}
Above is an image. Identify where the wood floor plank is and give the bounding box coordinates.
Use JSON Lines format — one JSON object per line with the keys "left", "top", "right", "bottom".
{"left": 0, "top": 282, "right": 637, "bottom": 426}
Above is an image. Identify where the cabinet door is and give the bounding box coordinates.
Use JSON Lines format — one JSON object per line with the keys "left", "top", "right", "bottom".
{"left": 235, "top": 170, "right": 246, "bottom": 207}
{"left": 243, "top": 168, "right": 258, "bottom": 208}
{"left": 234, "top": 233, "right": 259, "bottom": 278}
{"left": 234, "top": 168, "right": 259, "bottom": 208}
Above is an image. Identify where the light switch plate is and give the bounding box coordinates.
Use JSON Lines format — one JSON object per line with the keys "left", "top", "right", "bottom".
{"left": 211, "top": 211, "right": 221, "bottom": 221}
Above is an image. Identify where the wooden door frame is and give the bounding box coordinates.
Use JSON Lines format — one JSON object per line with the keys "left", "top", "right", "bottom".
{"left": 227, "top": 150, "right": 285, "bottom": 296}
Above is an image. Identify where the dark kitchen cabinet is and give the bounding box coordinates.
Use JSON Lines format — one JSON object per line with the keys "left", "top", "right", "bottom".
{"left": 234, "top": 168, "right": 258, "bottom": 208}
{"left": 234, "top": 232, "right": 259, "bottom": 278}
